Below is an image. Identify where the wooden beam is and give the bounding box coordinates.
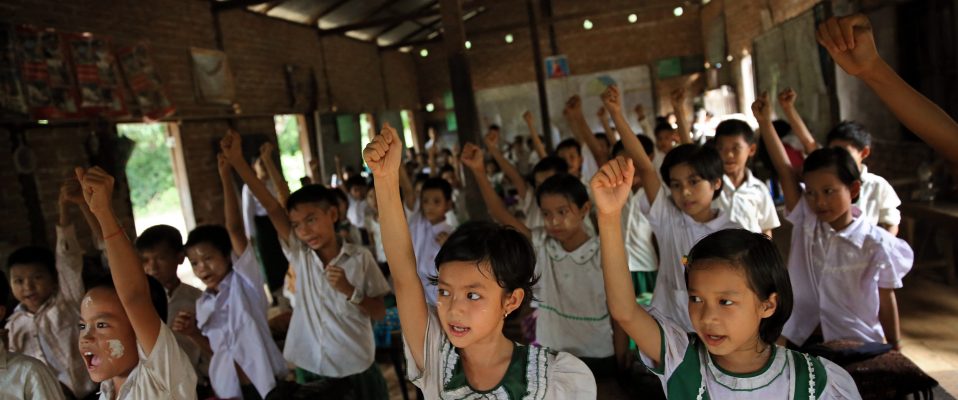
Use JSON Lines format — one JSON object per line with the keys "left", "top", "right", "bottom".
{"left": 389, "top": 16, "right": 443, "bottom": 47}
{"left": 372, "top": 0, "right": 440, "bottom": 40}
{"left": 527, "top": 0, "right": 553, "bottom": 150}
{"left": 309, "top": 0, "right": 351, "bottom": 26}
{"left": 318, "top": 4, "right": 445, "bottom": 36}
{"left": 211, "top": 0, "right": 272, "bottom": 12}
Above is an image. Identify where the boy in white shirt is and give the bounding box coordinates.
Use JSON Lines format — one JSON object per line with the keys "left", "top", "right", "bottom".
{"left": 344, "top": 176, "right": 370, "bottom": 229}
{"left": 711, "top": 119, "right": 781, "bottom": 236}
{"left": 0, "top": 273, "right": 66, "bottom": 400}
{"left": 398, "top": 174, "right": 454, "bottom": 306}
{"left": 225, "top": 130, "right": 392, "bottom": 398}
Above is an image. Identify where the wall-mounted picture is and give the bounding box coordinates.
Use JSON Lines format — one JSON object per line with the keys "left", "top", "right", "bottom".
{"left": 190, "top": 47, "right": 235, "bottom": 105}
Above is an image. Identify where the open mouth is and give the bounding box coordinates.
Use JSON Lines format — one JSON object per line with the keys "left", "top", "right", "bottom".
{"left": 702, "top": 334, "right": 727, "bottom": 347}
{"left": 82, "top": 351, "right": 101, "bottom": 371}
{"left": 447, "top": 324, "right": 471, "bottom": 338}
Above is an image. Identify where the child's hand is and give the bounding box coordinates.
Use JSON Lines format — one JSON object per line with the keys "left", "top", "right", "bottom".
{"left": 483, "top": 130, "right": 500, "bottom": 153}
{"left": 591, "top": 156, "right": 634, "bottom": 216}
{"left": 601, "top": 85, "right": 622, "bottom": 115}
{"left": 217, "top": 152, "right": 231, "bottom": 177}
{"left": 522, "top": 110, "right": 534, "bottom": 124}
{"left": 172, "top": 311, "right": 201, "bottom": 338}
{"left": 670, "top": 88, "right": 686, "bottom": 111}
{"left": 59, "top": 176, "right": 84, "bottom": 206}
{"left": 597, "top": 106, "right": 607, "bottom": 120}
{"left": 817, "top": 14, "right": 882, "bottom": 79}
{"left": 363, "top": 122, "right": 403, "bottom": 178}
{"left": 459, "top": 142, "right": 485, "bottom": 173}
{"left": 325, "top": 265, "right": 355, "bottom": 296}
{"left": 778, "top": 88, "right": 797, "bottom": 109}
{"left": 220, "top": 130, "right": 244, "bottom": 165}
{"left": 75, "top": 166, "right": 115, "bottom": 218}
{"left": 435, "top": 231, "right": 450, "bottom": 245}
{"left": 634, "top": 104, "right": 646, "bottom": 121}
{"left": 751, "top": 92, "right": 773, "bottom": 124}
{"left": 563, "top": 95, "right": 582, "bottom": 117}
{"left": 260, "top": 141, "right": 274, "bottom": 159}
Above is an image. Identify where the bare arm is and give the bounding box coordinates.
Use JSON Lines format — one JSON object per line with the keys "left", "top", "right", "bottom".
{"left": 778, "top": 88, "right": 819, "bottom": 154}
{"left": 878, "top": 288, "right": 901, "bottom": 350}
{"left": 598, "top": 107, "right": 619, "bottom": 143}
{"left": 260, "top": 142, "right": 291, "bottom": 206}
{"left": 218, "top": 153, "right": 248, "bottom": 255}
{"left": 754, "top": 94, "right": 803, "bottom": 211}
{"left": 604, "top": 85, "right": 661, "bottom": 203}
{"left": 461, "top": 143, "right": 532, "bottom": 238}
{"left": 670, "top": 88, "right": 693, "bottom": 144}
{"left": 222, "top": 130, "right": 293, "bottom": 244}
{"left": 523, "top": 111, "right": 548, "bottom": 159}
{"left": 564, "top": 95, "right": 609, "bottom": 165}
{"left": 484, "top": 130, "right": 529, "bottom": 200}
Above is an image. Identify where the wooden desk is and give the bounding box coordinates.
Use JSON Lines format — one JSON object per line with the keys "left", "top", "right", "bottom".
{"left": 900, "top": 201, "right": 958, "bottom": 284}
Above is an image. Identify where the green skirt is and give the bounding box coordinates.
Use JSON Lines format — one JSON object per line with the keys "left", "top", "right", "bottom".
{"left": 631, "top": 271, "right": 657, "bottom": 305}
{"left": 295, "top": 363, "right": 388, "bottom": 399}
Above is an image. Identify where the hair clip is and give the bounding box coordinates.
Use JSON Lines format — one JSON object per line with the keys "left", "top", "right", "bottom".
{"left": 681, "top": 255, "right": 689, "bottom": 269}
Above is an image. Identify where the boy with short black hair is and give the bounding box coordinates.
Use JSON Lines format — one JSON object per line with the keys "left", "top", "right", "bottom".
{"left": 711, "top": 119, "right": 781, "bottom": 236}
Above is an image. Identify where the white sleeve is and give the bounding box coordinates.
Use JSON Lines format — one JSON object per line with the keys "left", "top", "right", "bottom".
{"left": 874, "top": 233, "right": 914, "bottom": 289}
{"left": 360, "top": 249, "right": 391, "bottom": 298}
{"left": 758, "top": 186, "right": 781, "bottom": 232}
{"left": 785, "top": 196, "right": 812, "bottom": 226}
{"left": 638, "top": 315, "right": 692, "bottom": 379}
{"left": 241, "top": 185, "right": 256, "bottom": 239}
{"left": 140, "top": 323, "right": 198, "bottom": 399}
{"left": 580, "top": 145, "right": 599, "bottom": 183}
{"left": 20, "top": 354, "right": 67, "bottom": 400}
{"left": 279, "top": 231, "right": 307, "bottom": 276}
{"left": 403, "top": 309, "right": 445, "bottom": 396}
{"left": 877, "top": 180, "right": 902, "bottom": 226}
{"left": 545, "top": 352, "right": 598, "bottom": 400}
{"left": 55, "top": 224, "right": 85, "bottom": 303}
{"left": 821, "top": 358, "right": 864, "bottom": 399}
{"left": 639, "top": 184, "right": 678, "bottom": 228}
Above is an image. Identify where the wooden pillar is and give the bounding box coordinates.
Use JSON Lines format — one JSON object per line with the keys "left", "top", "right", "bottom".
{"left": 528, "top": 0, "right": 553, "bottom": 150}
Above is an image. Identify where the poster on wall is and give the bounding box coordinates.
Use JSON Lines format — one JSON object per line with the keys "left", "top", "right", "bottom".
{"left": 66, "top": 33, "right": 127, "bottom": 116}
{"left": 190, "top": 47, "right": 235, "bottom": 105}
{"left": 116, "top": 42, "right": 174, "bottom": 120}
{"left": 16, "top": 26, "right": 79, "bottom": 119}
{"left": 545, "top": 55, "right": 570, "bottom": 79}
{"left": 0, "top": 22, "right": 27, "bottom": 115}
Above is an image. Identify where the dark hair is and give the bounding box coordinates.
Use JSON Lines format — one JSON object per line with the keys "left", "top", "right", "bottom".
{"left": 803, "top": 147, "right": 861, "bottom": 202}
{"left": 421, "top": 177, "right": 453, "bottom": 201}
{"left": 439, "top": 165, "right": 455, "bottom": 176}
{"left": 714, "top": 119, "right": 756, "bottom": 144}
{"left": 772, "top": 120, "right": 792, "bottom": 138}
{"left": 286, "top": 184, "right": 340, "bottom": 213}
{"left": 594, "top": 133, "right": 610, "bottom": 148}
{"left": 536, "top": 173, "right": 589, "bottom": 208}
{"left": 685, "top": 229, "right": 792, "bottom": 345}
{"left": 431, "top": 221, "right": 539, "bottom": 306}
{"left": 654, "top": 122, "right": 675, "bottom": 136}
{"left": 532, "top": 156, "right": 569, "bottom": 179}
{"left": 660, "top": 144, "right": 724, "bottom": 200}
{"left": 86, "top": 275, "right": 169, "bottom": 324}
{"left": 0, "top": 270, "right": 10, "bottom": 322}
{"left": 555, "top": 138, "right": 581, "bottom": 155}
{"left": 344, "top": 176, "right": 368, "bottom": 192}
{"left": 184, "top": 225, "right": 232, "bottom": 259}
{"left": 612, "top": 135, "right": 655, "bottom": 158}
{"left": 825, "top": 121, "right": 871, "bottom": 150}
{"left": 488, "top": 124, "right": 501, "bottom": 132}
{"left": 7, "top": 246, "right": 57, "bottom": 284}
{"left": 135, "top": 225, "right": 184, "bottom": 253}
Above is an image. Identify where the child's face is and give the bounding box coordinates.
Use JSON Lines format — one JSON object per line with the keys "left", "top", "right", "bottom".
{"left": 79, "top": 287, "right": 139, "bottom": 383}
{"left": 556, "top": 147, "right": 582, "bottom": 177}
{"left": 803, "top": 168, "right": 860, "bottom": 226}
{"left": 186, "top": 243, "right": 231, "bottom": 292}
{"left": 289, "top": 202, "right": 339, "bottom": 251}
{"left": 366, "top": 188, "right": 378, "bottom": 212}
{"left": 533, "top": 170, "right": 557, "bottom": 188}
{"left": 348, "top": 185, "right": 367, "bottom": 201}
{"left": 337, "top": 198, "right": 349, "bottom": 220}
{"left": 656, "top": 130, "right": 678, "bottom": 153}
{"left": 715, "top": 135, "right": 756, "bottom": 178}
{"left": 668, "top": 162, "right": 721, "bottom": 221}
{"left": 421, "top": 188, "right": 452, "bottom": 224}
{"left": 687, "top": 260, "right": 776, "bottom": 360}
{"left": 435, "top": 261, "right": 522, "bottom": 349}
{"left": 139, "top": 245, "right": 183, "bottom": 291}
{"left": 9, "top": 263, "right": 56, "bottom": 313}
{"left": 828, "top": 140, "right": 869, "bottom": 168}
{"left": 539, "top": 194, "right": 589, "bottom": 242}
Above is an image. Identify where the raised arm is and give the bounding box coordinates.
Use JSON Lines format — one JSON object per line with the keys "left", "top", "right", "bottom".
{"left": 364, "top": 123, "right": 429, "bottom": 370}
{"left": 77, "top": 167, "right": 161, "bottom": 354}
{"left": 635, "top": 104, "right": 653, "bottom": 137}
{"left": 670, "top": 88, "right": 693, "bottom": 144}
{"left": 778, "top": 88, "right": 819, "bottom": 154}
{"left": 597, "top": 107, "right": 619, "bottom": 143}
{"left": 56, "top": 179, "right": 87, "bottom": 302}
{"left": 523, "top": 111, "right": 549, "bottom": 159}
{"left": 461, "top": 143, "right": 532, "bottom": 238}
{"left": 753, "top": 93, "right": 802, "bottom": 211}
{"left": 484, "top": 129, "right": 529, "bottom": 200}
{"left": 260, "top": 142, "right": 291, "bottom": 206}
{"left": 818, "top": 14, "right": 958, "bottom": 163}
{"left": 591, "top": 157, "right": 662, "bottom": 365}
{"left": 603, "top": 85, "right": 661, "bottom": 203}
{"left": 222, "top": 130, "right": 292, "bottom": 244}
{"left": 218, "top": 153, "right": 248, "bottom": 255}
{"left": 564, "top": 95, "right": 609, "bottom": 165}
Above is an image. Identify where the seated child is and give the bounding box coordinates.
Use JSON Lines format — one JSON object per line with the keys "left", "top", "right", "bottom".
{"left": 711, "top": 119, "right": 781, "bottom": 236}
{"left": 0, "top": 272, "right": 66, "bottom": 400}
{"left": 365, "top": 123, "right": 597, "bottom": 399}
{"left": 75, "top": 166, "right": 197, "bottom": 399}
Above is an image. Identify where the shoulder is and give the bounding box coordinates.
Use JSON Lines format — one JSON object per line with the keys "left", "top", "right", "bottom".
{"left": 539, "top": 347, "right": 597, "bottom": 399}
{"left": 818, "top": 356, "right": 862, "bottom": 399}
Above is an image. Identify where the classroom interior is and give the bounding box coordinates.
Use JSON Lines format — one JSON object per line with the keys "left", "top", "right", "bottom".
{"left": 1, "top": 0, "right": 956, "bottom": 399}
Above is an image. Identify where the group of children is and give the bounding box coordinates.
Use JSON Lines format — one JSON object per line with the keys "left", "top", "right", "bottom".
{"left": 2, "top": 13, "right": 957, "bottom": 400}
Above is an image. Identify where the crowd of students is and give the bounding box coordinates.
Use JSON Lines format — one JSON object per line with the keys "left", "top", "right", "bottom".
{"left": 2, "top": 14, "right": 957, "bottom": 400}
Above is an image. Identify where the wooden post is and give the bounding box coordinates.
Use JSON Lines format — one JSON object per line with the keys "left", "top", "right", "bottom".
{"left": 528, "top": 0, "right": 553, "bottom": 150}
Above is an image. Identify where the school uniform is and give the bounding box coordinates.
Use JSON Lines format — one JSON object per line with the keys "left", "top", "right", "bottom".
{"left": 166, "top": 283, "right": 207, "bottom": 378}
{"left": 0, "top": 350, "right": 66, "bottom": 400}
{"left": 623, "top": 189, "right": 658, "bottom": 296}
{"left": 5, "top": 224, "right": 97, "bottom": 398}
{"left": 405, "top": 309, "right": 597, "bottom": 400}
{"left": 532, "top": 230, "right": 613, "bottom": 362}
{"left": 782, "top": 198, "right": 913, "bottom": 345}
{"left": 713, "top": 169, "right": 781, "bottom": 234}
{"left": 97, "top": 323, "right": 198, "bottom": 400}
{"left": 196, "top": 246, "right": 286, "bottom": 399}
{"left": 406, "top": 202, "right": 454, "bottom": 306}
{"left": 347, "top": 197, "right": 368, "bottom": 229}
{"left": 363, "top": 211, "right": 387, "bottom": 264}
{"left": 856, "top": 166, "right": 902, "bottom": 228}
{"left": 280, "top": 235, "right": 392, "bottom": 398}
{"left": 518, "top": 190, "right": 597, "bottom": 236}
{"left": 641, "top": 188, "right": 742, "bottom": 332}
{"left": 639, "top": 316, "right": 862, "bottom": 399}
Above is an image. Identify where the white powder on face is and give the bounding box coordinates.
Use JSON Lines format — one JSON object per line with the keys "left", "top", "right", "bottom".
{"left": 82, "top": 295, "right": 93, "bottom": 309}
{"left": 107, "top": 339, "right": 125, "bottom": 358}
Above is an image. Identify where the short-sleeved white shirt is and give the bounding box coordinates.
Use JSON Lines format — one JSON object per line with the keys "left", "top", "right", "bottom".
{"left": 347, "top": 197, "right": 368, "bottom": 229}
{"left": 406, "top": 203, "right": 453, "bottom": 306}
{"left": 641, "top": 188, "right": 742, "bottom": 332}
{"left": 623, "top": 189, "right": 657, "bottom": 272}
{"left": 166, "top": 283, "right": 206, "bottom": 377}
{"left": 0, "top": 350, "right": 66, "bottom": 400}
{"left": 782, "top": 198, "right": 913, "bottom": 345}
{"left": 713, "top": 169, "right": 781, "bottom": 234}
{"left": 280, "top": 235, "right": 392, "bottom": 377}
{"left": 97, "top": 323, "right": 198, "bottom": 400}
{"left": 856, "top": 166, "right": 902, "bottom": 227}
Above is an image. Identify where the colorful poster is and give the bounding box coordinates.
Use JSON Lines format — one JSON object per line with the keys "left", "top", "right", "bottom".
{"left": 0, "top": 23, "right": 27, "bottom": 115}
{"left": 545, "top": 55, "right": 570, "bottom": 79}
{"left": 16, "top": 26, "right": 79, "bottom": 118}
{"left": 66, "top": 33, "right": 127, "bottom": 116}
{"left": 116, "top": 42, "right": 174, "bottom": 120}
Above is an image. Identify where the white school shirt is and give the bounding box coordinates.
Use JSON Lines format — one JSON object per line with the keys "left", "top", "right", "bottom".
{"left": 652, "top": 150, "right": 666, "bottom": 174}
{"left": 713, "top": 169, "right": 781, "bottom": 234}
{"left": 532, "top": 229, "right": 613, "bottom": 359}
{"left": 166, "top": 283, "right": 207, "bottom": 378}
{"left": 856, "top": 166, "right": 902, "bottom": 227}
{"left": 241, "top": 182, "right": 278, "bottom": 239}
{"left": 363, "top": 211, "right": 387, "bottom": 264}
{"left": 347, "top": 197, "right": 368, "bottom": 229}
{"left": 4, "top": 224, "right": 96, "bottom": 398}
{"left": 639, "top": 316, "right": 861, "bottom": 399}
{"left": 623, "top": 189, "right": 658, "bottom": 272}
{"left": 405, "top": 309, "right": 597, "bottom": 400}
{"left": 580, "top": 145, "right": 599, "bottom": 184}
{"left": 406, "top": 202, "right": 453, "bottom": 306}
{"left": 196, "top": 246, "right": 286, "bottom": 399}
{"left": 641, "top": 188, "right": 742, "bottom": 332}
{"left": 0, "top": 350, "right": 66, "bottom": 400}
{"left": 280, "top": 235, "right": 391, "bottom": 377}
{"left": 97, "top": 323, "right": 198, "bottom": 400}
{"left": 781, "top": 198, "right": 913, "bottom": 345}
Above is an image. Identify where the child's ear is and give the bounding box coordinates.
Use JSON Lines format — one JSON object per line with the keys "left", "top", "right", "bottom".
{"left": 579, "top": 201, "right": 592, "bottom": 217}
{"left": 504, "top": 288, "right": 525, "bottom": 316}
{"left": 849, "top": 180, "right": 862, "bottom": 201}
{"left": 860, "top": 146, "right": 871, "bottom": 161}
{"left": 176, "top": 251, "right": 186, "bottom": 265}
{"left": 760, "top": 293, "right": 778, "bottom": 319}
{"left": 711, "top": 178, "right": 723, "bottom": 192}
{"left": 326, "top": 205, "right": 340, "bottom": 222}
{"left": 748, "top": 143, "right": 758, "bottom": 157}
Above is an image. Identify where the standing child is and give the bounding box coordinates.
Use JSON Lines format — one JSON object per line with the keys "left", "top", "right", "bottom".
{"left": 397, "top": 162, "right": 455, "bottom": 306}
{"left": 365, "top": 123, "right": 596, "bottom": 399}
{"left": 224, "top": 130, "right": 392, "bottom": 398}
{"left": 0, "top": 272, "right": 66, "bottom": 400}
{"left": 610, "top": 136, "right": 659, "bottom": 301}
{"left": 344, "top": 176, "right": 370, "bottom": 230}
{"left": 173, "top": 152, "right": 287, "bottom": 399}
{"left": 603, "top": 84, "right": 741, "bottom": 332}
{"left": 753, "top": 93, "right": 913, "bottom": 348}
{"left": 75, "top": 166, "right": 197, "bottom": 399}
{"left": 711, "top": 119, "right": 781, "bottom": 236}
{"left": 591, "top": 156, "right": 860, "bottom": 398}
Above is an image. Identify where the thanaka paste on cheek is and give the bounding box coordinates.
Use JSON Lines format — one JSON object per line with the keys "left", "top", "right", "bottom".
{"left": 107, "top": 339, "right": 125, "bottom": 358}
